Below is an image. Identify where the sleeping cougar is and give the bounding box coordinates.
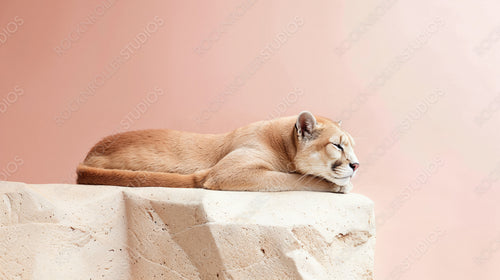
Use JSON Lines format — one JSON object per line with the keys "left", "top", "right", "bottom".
{"left": 77, "top": 111, "right": 359, "bottom": 193}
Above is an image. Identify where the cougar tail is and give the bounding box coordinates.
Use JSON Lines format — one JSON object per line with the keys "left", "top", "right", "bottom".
{"left": 76, "top": 164, "right": 208, "bottom": 188}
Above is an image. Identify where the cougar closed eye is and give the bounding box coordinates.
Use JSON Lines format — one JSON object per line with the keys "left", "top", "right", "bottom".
{"left": 332, "top": 143, "right": 343, "bottom": 151}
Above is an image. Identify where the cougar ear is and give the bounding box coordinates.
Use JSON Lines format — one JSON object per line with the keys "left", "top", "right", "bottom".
{"left": 296, "top": 111, "right": 317, "bottom": 139}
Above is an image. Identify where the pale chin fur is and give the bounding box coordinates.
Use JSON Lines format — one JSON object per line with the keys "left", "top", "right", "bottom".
{"left": 332, "top": 176, "right": 351, "bottom": 186}
{"left": 297, "top": 163, "right": 353, "bottom": 187}
{"left": 312, "top": 171, "right": 352, "bottom": 187}
{"left": 324, "top": 173, "right": 353, "bottom": 193}
{"left": 331, "top": 163, "right": 357, "bottom": 186}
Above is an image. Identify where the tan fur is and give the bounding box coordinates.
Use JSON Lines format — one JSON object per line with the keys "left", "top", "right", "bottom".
{"left": 77, "top": 112, "right": 359, "bottom": 193}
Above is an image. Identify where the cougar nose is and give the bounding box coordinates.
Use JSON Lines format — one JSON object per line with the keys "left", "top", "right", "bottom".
{"left": 349, "top": 162, "right": 359, "bottom": 172}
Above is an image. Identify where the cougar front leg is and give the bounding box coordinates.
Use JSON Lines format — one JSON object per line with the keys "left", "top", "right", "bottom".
{"left": 204, "top": 168, "right": 343, "bottom": 192}
{"left": 201, "top": 149, "right": 346, "bottom": 192}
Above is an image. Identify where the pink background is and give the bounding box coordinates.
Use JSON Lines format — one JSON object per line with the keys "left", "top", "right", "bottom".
{"left": 1, "top": 0, "right": 500, "bottom": 279}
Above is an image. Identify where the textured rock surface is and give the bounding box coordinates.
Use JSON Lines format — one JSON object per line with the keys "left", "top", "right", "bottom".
{"left": 0, "top": 181, "right": 375, "bottom": 280}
